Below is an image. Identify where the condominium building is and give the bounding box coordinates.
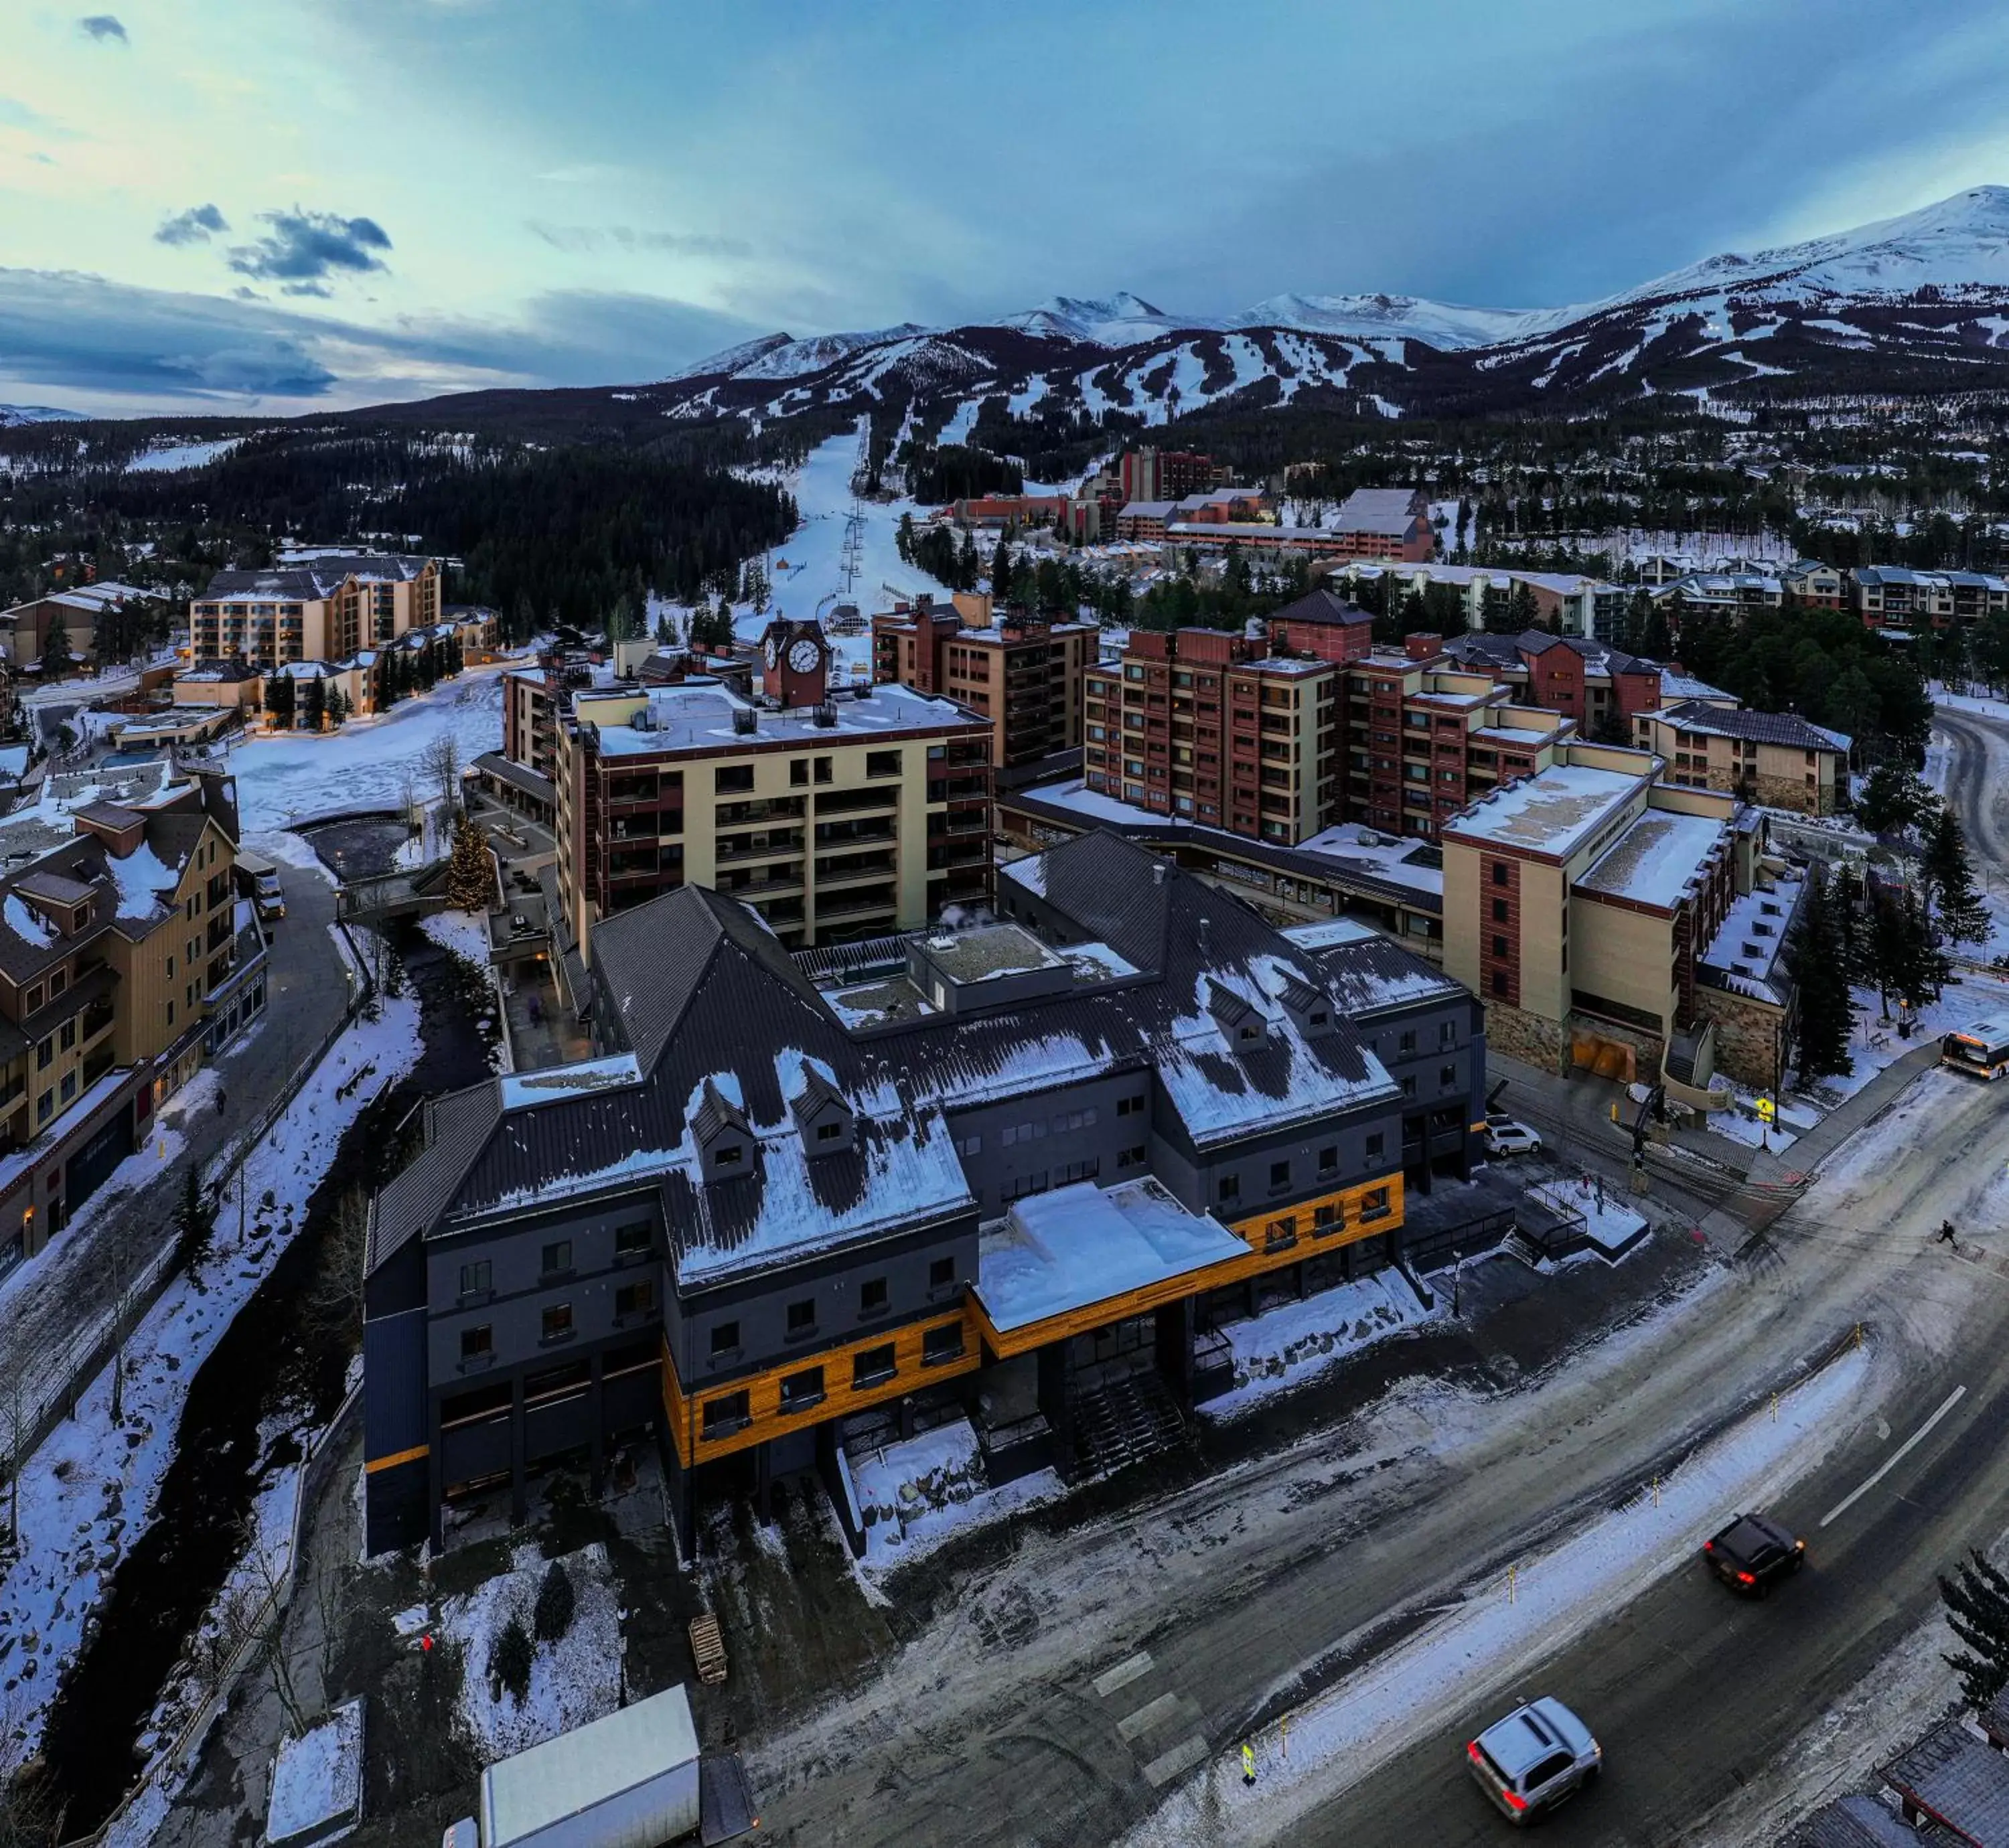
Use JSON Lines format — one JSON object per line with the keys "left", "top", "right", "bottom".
{"left": 1119, "top": 447, "right": 1224, "bottom": 504}
{"left": 0, "top": 763, "right": 265, "bottom": 1272}
{"left": 1440, "top": 743, "right": 1796, "bottom": 1095}
{"left": 552, "top": 619, "right": 993, "bottom": 956}
{"left": 1852, "top": 565, "right": 2009, "bottom": 629}
{"left": 870, "top": 600, "right": 1096, "bottom": 773}
{"left": 1440, "top": 631, "right": 1665, "bottom": 737}
{"left": 190, "top": 553, "right": 441, "bottom": 667}
{"left": 0, "top": 581, "right": 169, "bottom": 673}
{"left": 1325, "top": 488, "right": 1435, "bottom": 562}
{"left": 1633, "top": 701, "right": 1851, "bottom": 815}
{"left": 1323, "top": 561, "right": 1629, "bottom": 641}
{"left": 361, "top": 830, "right": 1476, "bottom": 1553}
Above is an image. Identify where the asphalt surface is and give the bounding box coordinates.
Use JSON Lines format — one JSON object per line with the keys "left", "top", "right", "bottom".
{"left": 1937, "top": 705, "right": 2009, "bottom": 876}
{"left": 748, "top": 1052, "right": 2009, "bottom": 1847}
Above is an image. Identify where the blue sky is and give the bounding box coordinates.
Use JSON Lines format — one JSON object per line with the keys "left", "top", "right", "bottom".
{"left": 4, "top": 0, "right": 2009, "bottom": 416}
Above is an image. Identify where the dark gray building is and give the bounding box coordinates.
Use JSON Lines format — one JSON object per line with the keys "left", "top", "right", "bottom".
{"left": 363, "top": 830, "right": 1485, "bottom": 1554}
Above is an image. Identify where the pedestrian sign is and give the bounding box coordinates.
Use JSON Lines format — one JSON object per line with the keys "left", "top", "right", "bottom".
{"left": 1755, "top": 1096, "right": 1776, "bottom": 1123}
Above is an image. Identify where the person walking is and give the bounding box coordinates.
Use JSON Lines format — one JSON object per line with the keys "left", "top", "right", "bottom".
{"left": 1939, "top": 1219, "right": 1958, "bottom": 1245}
{"left": 1242, "top": 1742, "right": 1256, "bottom": 1788}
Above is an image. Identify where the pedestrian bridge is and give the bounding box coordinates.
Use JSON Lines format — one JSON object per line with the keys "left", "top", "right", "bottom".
{"left": 336, "top": 860, "right": 451, "bottom": 923}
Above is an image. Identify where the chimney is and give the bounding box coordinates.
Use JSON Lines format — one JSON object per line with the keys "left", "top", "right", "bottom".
{"left": 1405, "top": 631, "right": 1443, "bottom": 662}
{"left": 1152, "top": 862, "right": 1167, "bottom": 886}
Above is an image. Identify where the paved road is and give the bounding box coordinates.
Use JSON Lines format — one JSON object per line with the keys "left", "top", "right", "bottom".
{"left": 1938, "top": 705, "right": 2009, "bottom": 880}
{"left": 0, "top": 851, "right": 352, "bottom": 1414}
{"left": 746, "top": 1059, "right": 2009, "bottom": 1847}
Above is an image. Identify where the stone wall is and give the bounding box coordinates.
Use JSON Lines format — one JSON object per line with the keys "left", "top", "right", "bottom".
{"left": 1485, "top": 1000, "right": 1567, "bottom": 1073}
{"left": 1694, "top": 983, "right": 1789, "bottom": 1089}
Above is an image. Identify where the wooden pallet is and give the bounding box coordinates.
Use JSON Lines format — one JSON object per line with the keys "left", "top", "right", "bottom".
{"left": 689, "top": 1612, "right": 728, "bottom": 1685}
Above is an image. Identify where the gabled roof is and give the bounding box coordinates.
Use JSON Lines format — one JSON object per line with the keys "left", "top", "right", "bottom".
{"left": 1333, "top": 487, "right": 1426, "bottom": 534}
{"left": 1655, "top": 699, "right": 1850, "bottom": 752}
{"left": 1269, "top": 588, "right": 1373, "bottom": 630}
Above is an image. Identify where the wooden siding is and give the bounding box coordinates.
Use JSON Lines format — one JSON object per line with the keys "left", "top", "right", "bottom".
{"left": 661, "top": 1307, "right": 979, "bottom": 1466}
{"left": 1228, "top": 1172, "right": 1406, "bottom": 1257}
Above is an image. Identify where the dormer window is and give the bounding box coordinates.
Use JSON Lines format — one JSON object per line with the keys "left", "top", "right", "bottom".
{"left": 715, "top": 1144, "right": 743, "bottom": 1167}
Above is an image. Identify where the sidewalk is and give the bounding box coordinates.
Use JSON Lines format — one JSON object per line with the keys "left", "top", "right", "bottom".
{"left": 0, "top": 859, "right": 354, "bottom": 1434}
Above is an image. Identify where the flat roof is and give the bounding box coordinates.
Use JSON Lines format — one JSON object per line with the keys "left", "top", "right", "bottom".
{"left": 1443, "top": 763, "right": 1643, "bottom": 858}
{"left": 579, "top": 680, "right": 981, "bottom": 755}
{"left": 923, "top": 922, "right": 1063, "bottom": 984}
{"left": 1577, "top": 809, "right": 1727, "bottom": 911}
{"left": 974, "top": 1178, "right": 1248, "bottom": 1335}
{"left": 481, "top": 1684, "right": 696, "bottom": 1843}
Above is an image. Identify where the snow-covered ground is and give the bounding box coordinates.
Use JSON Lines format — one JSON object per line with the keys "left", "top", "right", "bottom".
{"left": 845, "top": 1418, "right": 1063, "bottom": 1578}
{"left": 222, "top": 671, "right": 505, "bottom": 832}
{"left": 437, "top": 1541, "right": 623, "bottom": 1762}
{"left": 263, "top": 1697, "right": 363, "bottom": 1844}
{"left": 419, "top": 909, "right": 509, "bottom": 1073}
{"left": 125, "top": 439, "right": 240, "bottom": 474}
{"left": 0, "top": 986, "right": 421, "bottom": 1760}
{"left": 1526, "top": 1176, "right": 1648, "bottom": 1253}
{"left": 1202, "top": 1273, "right": 1444, "bottom": 1417}
{"left": 1933, "top": 684, "right": 2009, "bottom": 724}
{"left": 1797, "top": 971, "right": 2009, "bottom": 1109}
{"left": 1124, "top": 1341, "right": 1871, "bottom": 1846}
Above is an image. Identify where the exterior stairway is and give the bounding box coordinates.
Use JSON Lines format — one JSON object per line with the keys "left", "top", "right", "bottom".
{"left": 1070, "top": 1370, "right": 1189, "bottom": 1478}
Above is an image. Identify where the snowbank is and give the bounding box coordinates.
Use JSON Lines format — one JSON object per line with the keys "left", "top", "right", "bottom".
{"left": 847, "top": 1418, "right": 1063, "bottom": 1576}
{"left": 1201, "top": 1273, "right": 1443, "bottom": 1417}
{"left": 264, "top": 1698, "right": 363, "bottom": 1845}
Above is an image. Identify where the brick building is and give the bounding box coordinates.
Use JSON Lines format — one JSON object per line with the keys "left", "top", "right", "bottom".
{"left": 190, "top": 552, "right": 440, "bottom": 668}
{"left": 1633, "top": 702, "right": 1851, "bottom": 814}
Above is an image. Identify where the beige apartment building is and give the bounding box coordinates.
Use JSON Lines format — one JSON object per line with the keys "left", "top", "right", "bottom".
{"left": 1440, "top": 742, "right": 1795, "bottom": 1095}
{"left": 190, "top": 553, "right": 441, "bottom": 667}
{"left": 1632, "top": 700, "right": 1850, "bottom": 816}
{"left": 553, "top": 620, "right": 993, "bottom": 956}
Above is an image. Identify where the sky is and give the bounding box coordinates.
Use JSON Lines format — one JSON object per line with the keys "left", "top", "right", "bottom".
{"left": 5, "top": 0, "right": 2009, "bottom": 418}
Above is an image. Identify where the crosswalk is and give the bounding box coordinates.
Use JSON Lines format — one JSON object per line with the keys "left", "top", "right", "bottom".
{"left": 1092, "top": 1648, "right": 1209, "bottom": 1788}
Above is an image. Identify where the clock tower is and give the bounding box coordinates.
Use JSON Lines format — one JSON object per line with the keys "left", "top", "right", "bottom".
{"left": 758, "top": 617, "right": 831, "bottom": 707}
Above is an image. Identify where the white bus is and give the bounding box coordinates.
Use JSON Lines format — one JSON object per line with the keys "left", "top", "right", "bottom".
{"left": 1942, "top": 1014, "right": 2009, "bottom": 1081}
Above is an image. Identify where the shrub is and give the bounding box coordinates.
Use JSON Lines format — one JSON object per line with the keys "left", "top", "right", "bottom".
{"left": 532, "top": 1559, "right": 575, "bottom": 1645}
{"left": 492, "top": 1614, "right": 533, "bottom": 1707}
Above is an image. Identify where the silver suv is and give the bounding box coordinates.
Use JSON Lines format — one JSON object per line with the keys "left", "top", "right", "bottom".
{"left": 1466, "top": 1697, "right": 1601, "bottom": 1824}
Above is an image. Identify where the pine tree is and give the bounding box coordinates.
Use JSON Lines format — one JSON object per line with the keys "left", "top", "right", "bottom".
{"left": 532, "top": 1559, "right": 575, "bottom": 1644}
{"left": 265, "top": 672, "right": 295, "bottom": 729}
{"left": 175, "top": 1166, "right": 215, "bottom": 1280}
{"left": 301, "top": 672, "right": 326, "bottom": 732}
{"left": 492, "top": 1614, "right": 534, "bottom": 1707}
{"left": 1831, "top": 862, "right": 1871, "bottom": 982}
{"left": 1856, "top": 764, "right": 1935, "bottom": 839}
{"left": 1942, "top": 1549, "right": 2009, "bottom": 1709}
{"left": 444, "top": 815, "right": 493, "bottom": 912}
{"left": 1924, "top": 805, "right": 1990, "bottom": 945}
{"left": 990, "top": 532, "right": 1014, "bottom": 602}
{"left": 1785, "top": 873, "right": 1854, "bottom": 1084}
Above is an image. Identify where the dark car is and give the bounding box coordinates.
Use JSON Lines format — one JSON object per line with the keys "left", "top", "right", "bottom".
{"left": 1704, "top": 1511, "right": 1805, "bottom": 1594}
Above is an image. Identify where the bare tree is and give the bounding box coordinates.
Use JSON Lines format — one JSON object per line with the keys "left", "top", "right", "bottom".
{"left": 398, "top": 767, "right": 423, "bottom": 840}
{"left": 305, "top": 1187, "right": 369, "bottom": 1346}
{"left": 0, "top": 1683, "right": 64, "bottom": 1847}
{"left": 420, "top": 734, "right": 461, "bottom": 821}
{"left": 1, "top": 1374, "right": 23, "bottom": 1557}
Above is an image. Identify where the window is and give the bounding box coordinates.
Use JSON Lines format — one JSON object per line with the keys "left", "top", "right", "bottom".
{"left": 1440, "top": 1063, "right": 1457, "bottom": 1087}
{"left": 1440, "top": 1020, "right": 1457, "bottom": 1049}
{"left": 1116, "top": 1093, "right": 1146, "bottom": 1117}
{"left": 459, "top": 1324, "right": 492, "bottom": 1362}
{"left": 58, "top": 1020, "right": 74, "bottom": 1053}
{"left": 929, "top": 1256, "right": 956, "bottom": 1292}
{"left": 860, "top": 1276, "right": 889, "bottom": 1316}
{"left": 713, "top": 1144, "right": 743, "bottom": 1168}
{"left": 1366, "top": 1132, "right": 1385, "bottom": 1163}
{"left": 852, "top": 1344, "right": 896, "bottom": 1389}
{"left": 1361, "top": 1186, "right": 1392, "bottom": 1220}
{"left": 1491, "top": 862, "right": 1509, "bottom": 887}
{"left": 614, "top": 1219, "right": 652, "bottom": 1257}
{"left": 709, "top": 1320, "right": 740, "bottom": 1357}
{"left": 715, "top": 765, "right": 755, "bottom": 793}
{"left": 702, "top": 1391, "right": 750, "bottom": 1439}
{"left": 1314, "top": 1202, "right": 1342, "bottom": 1235}
{"left": 541, "top": 1304, "right": 574, "bottom": 1342}
{"left": 167, "top": 1002, "right": 175, "bottom": 1024}
{"left": 1001, "top": 1120, "right": 1046, "bottom": 1147}
{"left": 1491, "top": 970, "right": 1508, "bottom": 996}
{"left": 1217, "top": 1174, "right": 1240, "bottom": 1205}
{"left": 1491, "top": 898, "right": 1509, "bottom": 923}
{"left": 1400, "top": 1076, "right": 1417, "bottom": 1097}
{"left": 790, "top": 759, "right": 809, "bottom": 786}
{"left": 615, "top": 1279, "right": 655, "bottom": 1318}
{"left": 458, "top": 1259, "right": 492, "bottom": 1297}
{"left": 1491, "top": 935, "right": 1509, "bottom": 958}
{"left": 1117, "top": 1144, "right": 1147, "bottom": 1170}
{"left": 23, "top": 984, "right": 41, "bottom": 1012}
{"left": 35, "top": 1038, "right": 51, "bottom": 1071}
{"left": 1317, "top": 1144, "right": 1339, "bottom": 1179}
{"left": 865, "top": 749, "right": 902, "bottom": 779}
{"left": 1002, "top": 1170, "right": 1049, "bottom": 1203}
{"left": 1054, "top": 1156, "right": 1100, "bottom": 1185}
{"left": 779, "top": 1366, "right": 824, "bottom": 1412}
{"left": 786, "top": 1298, "right": 816, "bottom": 1337}
{"left": 35, "top": 1089, "right": 50, "bottom": 1124}
{"left": 1398, "top": 1030, "right": 1417, "bottom": 1055}
{"left": 1050, "top": 1105, "right": 1097, "bottom": 1133}
{"left": 954, "top": 1132, "right": 982, "bottom": 1158}
{"left": 540, "top": 1239, "right": 572, "bottom": 1276}
{"left": 1264, "top": 1216, "right": 1298, "bottom": 1252}
{"left": 1269, "top": 1159, "right": 1290, "bottom": 1190}
{"left": 816, "top": 1120, "right": 843, "bottom": 1143}
{"left": 923, "top": 1322, "right": 966, "bottom": 1367}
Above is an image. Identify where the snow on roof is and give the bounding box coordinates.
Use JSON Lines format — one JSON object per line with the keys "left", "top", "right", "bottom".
{"left": 975, "top": 1177, "right": 1248, "bottom": 1335}
{"left": 1700, "top": 874, "right": 1807, "bottom": 1001}
{"left": 1281, "top": 917, "right": 1381, "bottom": 951}
{"left": 1576, "top": 809, "right": 1728, "bottom": 911}
{"left": 583, "top": 679, "right": 980, "bottom": 755}
{"left": 1660, "top": 668, "right": 1736, "bottom": 703}
{"left": 3, "top": 893, "right": 52, "bottom": 946}
{"left": 498, "top": 1053, "right": 642, "bottom": 1112}
{"left": 999, "top": 854, "right": 1047, "bottom": 897}
{"left": 107, "top": 839, "right": 177, "bottom": 919}
{"left": 1443, "top": 763, "right": 1644, "bottom": 858}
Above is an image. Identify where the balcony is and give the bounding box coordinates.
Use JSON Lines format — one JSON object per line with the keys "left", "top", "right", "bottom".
{"left": 814, "top": 816, "right": 895, "bottom": 848}
{"left": 815, "top": 850, "right": 897, "bottom": 884}
{"left": 927, "top": 840, "right": 988, "bottom": 870}
{"left": 718, "top": 866, "right": 804, "bottom": 897}
{"left": 816, "top": 785, "right": 901, "bottom": 816}
{"left": 927, "top": 775, "right": 990, "bottom": 803}
{"left": 715, "top": 830, "right": 804, "bottom": 864}
{"left": 715, "top": 796, "right": 805, "bottom": 826}
{"left": 815, "top": 884, "right": 899, "bottom": 922}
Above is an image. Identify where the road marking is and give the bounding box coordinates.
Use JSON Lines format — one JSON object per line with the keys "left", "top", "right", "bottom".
{"left": 1141, "top": 1734, "right": 1209, "bottom": 1788}
{"left": 1094, "top": 1652, "right": 1154, "bottom": 1699}
{"left": 1820, "top": 1385, "right": 1966, "bottom": 1528}
{"left": 1118, "top": 1691, "right": 1185, "bottom": 1741}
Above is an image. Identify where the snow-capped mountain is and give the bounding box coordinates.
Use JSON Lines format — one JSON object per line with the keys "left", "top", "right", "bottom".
{"left": 0, "top": 404, "right": 86, "bottom": 427}
{"left": 634, "top": 186, "right": 2009, "bottom": 437}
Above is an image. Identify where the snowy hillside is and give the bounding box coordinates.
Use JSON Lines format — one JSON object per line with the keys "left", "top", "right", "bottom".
{"left": 0, "top": 404, "right": 86, "bottom": 426}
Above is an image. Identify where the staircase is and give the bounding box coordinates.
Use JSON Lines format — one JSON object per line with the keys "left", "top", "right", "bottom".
{"left": 1070, "top": 1371, "right": 1189, "bottom": 1479}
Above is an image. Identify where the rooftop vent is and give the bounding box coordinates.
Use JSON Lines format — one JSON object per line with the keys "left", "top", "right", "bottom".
{"left": 732, "top": 706, "right": 757, "bottom": 736}
{"left": 814, "top": 700, "right": 838, "bottom": 728}
{"left": 1742, "top": 941, "right": 1761, "bottom": 957}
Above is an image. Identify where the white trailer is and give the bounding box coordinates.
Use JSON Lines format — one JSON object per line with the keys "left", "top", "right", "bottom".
{"left": 455, "top": 1685, "right": 700, "bottom": 1848}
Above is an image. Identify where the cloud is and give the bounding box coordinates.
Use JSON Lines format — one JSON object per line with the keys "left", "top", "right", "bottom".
{"left": 526, "top": 221, "right": 753, "bottom": 260}
{"left": 155, "top": 204, "right": 230, "bottom": 247}
{"left": 76, "top": 14, "right": 127, "bottom": 42}
{"left": 226, "top": 208, "right": 391, "bottom": 292}
{"left": 0, "top": 268, "right": 773, "bottom": 410}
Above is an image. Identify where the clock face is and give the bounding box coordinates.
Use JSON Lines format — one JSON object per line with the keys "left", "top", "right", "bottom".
{"left": 788, "top": 639, "right": 822, "bottom": 672}
{"left": 763, "top": 635, "right": 780, "bottom": 669}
